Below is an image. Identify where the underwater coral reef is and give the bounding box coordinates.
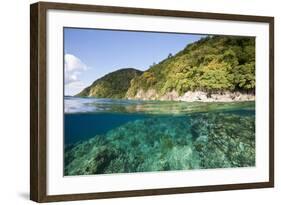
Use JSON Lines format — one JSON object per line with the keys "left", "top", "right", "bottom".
{"left": 64, "top": 112, "right": 255, "bottom": 175}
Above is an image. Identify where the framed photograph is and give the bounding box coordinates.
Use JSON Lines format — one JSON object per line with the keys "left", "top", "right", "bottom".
{"left": 30, "top": 1, "right": 274, "bottom": 202}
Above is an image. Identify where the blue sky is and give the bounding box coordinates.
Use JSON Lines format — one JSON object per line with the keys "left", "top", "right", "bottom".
{"left": 64, "top": 28, "right": 206, "bottom": 95}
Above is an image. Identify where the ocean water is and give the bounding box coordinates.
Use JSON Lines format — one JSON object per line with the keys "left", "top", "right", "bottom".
{"left": 64, "top": 97, "right": 255, "bottom": 175}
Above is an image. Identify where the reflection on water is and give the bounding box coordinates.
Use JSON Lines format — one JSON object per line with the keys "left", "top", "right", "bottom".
{"left": 64, "top": 97, "right": 255, "bottom": 176}
{"left": 65, "top": 96, "right": 255, "bottom": 115}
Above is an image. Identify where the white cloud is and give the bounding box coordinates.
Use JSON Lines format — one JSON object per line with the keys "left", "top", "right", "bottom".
{"left": 65, "top": 81, "right": 87, "bottom": 96}
{"left": 64, "top": 54, "right": 89, "bottom": 95}
{"left": 64, "top": 54, "right": 87, "bottom": 85}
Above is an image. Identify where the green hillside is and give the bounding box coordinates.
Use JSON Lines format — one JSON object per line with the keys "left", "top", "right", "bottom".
{"left": 126, "top": 36, "right": 255, "bottom": 97}
{"left": 77, "top": 36, "right": 255, "bottom": 99}
{"left": 76, "top": 68, "right": 143, "bottom": 98}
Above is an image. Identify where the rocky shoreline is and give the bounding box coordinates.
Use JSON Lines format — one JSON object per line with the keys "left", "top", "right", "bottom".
{"left": 127, "top": 89, "right": 255, "bottom": 102}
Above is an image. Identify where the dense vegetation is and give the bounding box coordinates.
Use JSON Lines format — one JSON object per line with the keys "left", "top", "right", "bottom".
{"left": 77, "top": 36, "right": 255, "bottom": 98}
{"left": 76, "top": 68, "right": 143, "bottom": 98}
{"left": 127, "top": 36, "right": 255, "bottom": 97}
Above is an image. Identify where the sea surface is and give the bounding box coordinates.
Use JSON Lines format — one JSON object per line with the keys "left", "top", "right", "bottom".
{"left": 64, "top": 96, "right": 255, "bottom": 175}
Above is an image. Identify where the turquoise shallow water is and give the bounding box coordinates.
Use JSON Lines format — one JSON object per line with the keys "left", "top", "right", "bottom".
{"left": 64, "top": 97, "right": 255, "bottom": 175}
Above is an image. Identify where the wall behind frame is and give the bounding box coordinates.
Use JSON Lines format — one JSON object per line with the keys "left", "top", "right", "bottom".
{"left": 0, "top": 0, "right": 279, "bottom": 204}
